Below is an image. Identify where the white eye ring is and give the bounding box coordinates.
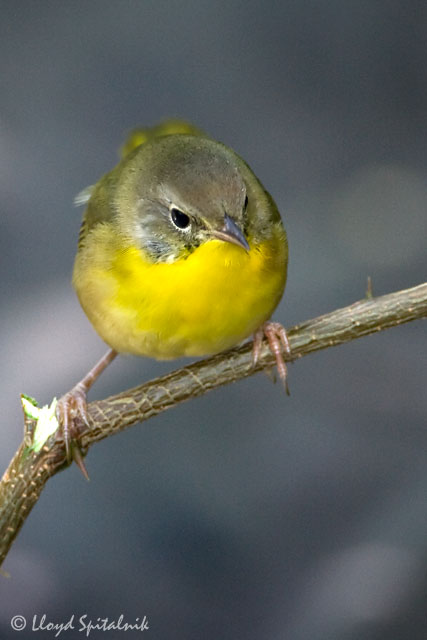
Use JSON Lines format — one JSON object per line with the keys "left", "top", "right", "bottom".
{"left": 170, "top": 206, "right": 191, "bottom": 230}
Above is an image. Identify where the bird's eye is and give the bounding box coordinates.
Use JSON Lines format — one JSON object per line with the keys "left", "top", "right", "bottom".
{"left": 170, "top": 207, "right": 191, "bottom": 230}
{"left": 243, "top": 195, "right": 249, "bottom": 211}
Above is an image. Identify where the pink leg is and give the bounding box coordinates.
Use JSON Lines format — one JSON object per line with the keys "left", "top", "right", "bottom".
{"left": 252, "top": 322, "right": 292, "bottom": 395}
{"left": 56, "top": 349, "right": 117, "bottom": 468}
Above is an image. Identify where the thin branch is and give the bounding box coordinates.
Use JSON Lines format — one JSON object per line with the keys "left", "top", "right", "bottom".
{"left": 1, "top": 281, "right": 426, "bottom": 567}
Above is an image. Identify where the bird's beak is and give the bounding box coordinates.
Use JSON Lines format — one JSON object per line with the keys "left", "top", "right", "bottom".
{"left": 211, "top": 214, "right": 250, "bottom": 251}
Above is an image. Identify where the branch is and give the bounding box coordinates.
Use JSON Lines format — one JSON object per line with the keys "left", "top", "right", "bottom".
{"left": 1, "top": 282, "right": 426, "bottom": 568}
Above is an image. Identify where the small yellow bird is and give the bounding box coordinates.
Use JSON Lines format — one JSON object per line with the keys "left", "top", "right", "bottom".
{"left": 59, "top": 120, "right": 290, "bottom": 462}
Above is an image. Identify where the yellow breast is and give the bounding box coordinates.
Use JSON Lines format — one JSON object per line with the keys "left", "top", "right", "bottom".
{"left": 73, "top": 224, "right": 287, "bottom": 359}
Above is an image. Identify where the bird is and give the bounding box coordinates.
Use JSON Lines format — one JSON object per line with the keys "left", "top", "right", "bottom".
{"left": 58, "top": 120, "right": 290, "bottom": 470}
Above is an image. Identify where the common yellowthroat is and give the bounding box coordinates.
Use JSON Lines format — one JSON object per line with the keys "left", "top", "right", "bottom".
{"left": 59, "top": 120, "right": 290, "bottom": 462}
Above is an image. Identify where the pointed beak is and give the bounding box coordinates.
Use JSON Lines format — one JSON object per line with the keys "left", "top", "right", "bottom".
{"left": 211, "top": 214, "right": 250, "bottom": 251}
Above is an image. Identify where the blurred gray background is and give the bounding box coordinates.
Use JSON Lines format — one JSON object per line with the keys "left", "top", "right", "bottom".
{"left": 1, "top": 2, "right": 426, "bottom": 639}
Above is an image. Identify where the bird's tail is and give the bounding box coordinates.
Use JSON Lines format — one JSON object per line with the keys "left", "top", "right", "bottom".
{"left": 120, "top": 119, "right": 205, "bottom": 158}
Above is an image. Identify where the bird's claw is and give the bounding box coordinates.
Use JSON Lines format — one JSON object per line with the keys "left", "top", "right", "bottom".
{"left": 56, "top": 382, "right": 90, "bottom": 478}
{"left": 252, "top": 321, "right": 292, "bottom": 395}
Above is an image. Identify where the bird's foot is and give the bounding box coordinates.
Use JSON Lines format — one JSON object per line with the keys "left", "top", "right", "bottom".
{"left": 55, "top": 349, "right": 117, "bottom": 479}
{"left": 56, "top": 382, "right": 90, "bottom": 479}
{"left": 252, "top": 321, "right": 292, "bottom": 395}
